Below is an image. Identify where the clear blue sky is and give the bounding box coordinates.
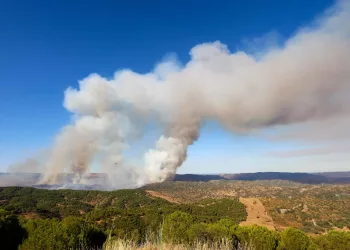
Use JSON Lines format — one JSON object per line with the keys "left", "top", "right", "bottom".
{"left": 1, "top": 0, "right": 341, "bottom": 173}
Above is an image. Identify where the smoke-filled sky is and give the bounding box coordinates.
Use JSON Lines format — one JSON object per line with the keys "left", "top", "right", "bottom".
{"left": 1, "top": 0, "right": 350, "bottom": 183}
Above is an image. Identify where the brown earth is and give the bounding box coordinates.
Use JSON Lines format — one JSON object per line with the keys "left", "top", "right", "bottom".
{"left": 333, "top": 226, "right": 350, "bottom": 232}
{"left": 239, "top": 197, "right": 275, "bottom": 230}
{"left": 23, "top": 212, "right": 40, "bottom": 219}
{"left": 146, "top": 190, "right": 181, "bottom": 203}
{"left": 146, "top": 191, "right": 276, "bottom": 230}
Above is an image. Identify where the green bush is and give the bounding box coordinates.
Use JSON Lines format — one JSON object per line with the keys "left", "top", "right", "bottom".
{"left": 20, "top": 217, "right": 106, "bottom": 250}
{"left": 278, "top": 227, "right": 311, "bottom": 250}
{"left": 162, "top": 211, "right": 193, "bottom": 244}
{"left": 0, "top": 210, "right": 27, "bottom": 250}
{"left": 314, "top": 230, "right": 350, "bottom": 250}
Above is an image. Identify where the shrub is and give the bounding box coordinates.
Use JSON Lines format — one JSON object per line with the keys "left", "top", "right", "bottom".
{"left": 278, "top": 227, "right": 311, "bottom": 250}
{"left": 162, "top": 211, "right": 193, "bottom": 244}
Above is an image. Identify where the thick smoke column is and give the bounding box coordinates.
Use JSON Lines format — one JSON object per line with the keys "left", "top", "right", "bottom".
{"left": 10, "top": 1, "right": 350, "bottom": 188}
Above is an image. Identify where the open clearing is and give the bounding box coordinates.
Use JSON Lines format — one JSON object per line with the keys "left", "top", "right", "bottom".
{"left": 146, "top": 190, "right": 181, "bottom": 203}
{"left": 147, "top": 191, "right": 276, "bottom": 230}
{"left": 239, "top": 197, "right": 275, "bottom": 230}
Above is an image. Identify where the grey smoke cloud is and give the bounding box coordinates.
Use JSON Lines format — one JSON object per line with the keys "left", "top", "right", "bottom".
{"left": 268, "top": 144, "right": 350, "bottom": 158}
{"left": 8, "top": 0, "right": 350, "bottom": 188}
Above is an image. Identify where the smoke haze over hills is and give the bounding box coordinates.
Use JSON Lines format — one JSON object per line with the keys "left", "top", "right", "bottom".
{"left": 7, "top": 1, "right": 350, "bottom": 189}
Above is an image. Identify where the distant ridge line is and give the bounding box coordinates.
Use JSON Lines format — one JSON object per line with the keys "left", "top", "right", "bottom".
{"left": 173, "top": 172, "right": 350, "bottom": 184}
{"left": 1, "top": 171, "right": 350, "bottom": 186}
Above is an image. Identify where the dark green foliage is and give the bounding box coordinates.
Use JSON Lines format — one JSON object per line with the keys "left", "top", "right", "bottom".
{"left": 331, "top": 213, "right": 350, "bottom": 229}
{"left": 229, "top": 225, "right": 280, "bottom": 250}
{"left": 242, "top": 225, "right": 279, "bottom": 250}
{"left": 0, "top": 209, "right": 27, "bottom": 250}
{"left": 188, "top": 219, "right": 235, "bottom": 242}
{"left": 86, "top": 227, "right": 107, "bottom": 249}
{"left": 0, "top": 187, "right": 93, "bottom": 218}
{"left": 189, "top": 198, "right": 247, "bottom": 223}
{"left": 167, "top": 213, "right": 280, "bottom": 249}
{"left": 187, "top": 222, "right": 212, "bottom": 242}
{"left": 313, "top": 230, "right": 350, "bottom": 250}
{"left": 19, "top": 217, "right": 107, "bottom": 250}
{"left": 278, "top": 227, "right": 311, "bottom": 250}
{"left": 0, "top": 187, "right": 247, "bottom": 244}
{"left": 1, "top": 187, "right": 350, "bottom": 249}
{"left": 20, "top": 219, "right": 69, "bottom": 250}
{"left": 162, "top": 211, "right": 193, "bottom": 244}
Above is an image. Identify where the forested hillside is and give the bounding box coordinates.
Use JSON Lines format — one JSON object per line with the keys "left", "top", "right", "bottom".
{"left": 145, "top": 180, "right": 350, "bottom": 233}
{"left": 1, "top": 186, "right": 350, "bottom": 249}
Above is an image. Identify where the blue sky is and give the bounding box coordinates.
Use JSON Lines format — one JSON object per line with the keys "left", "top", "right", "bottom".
{"left": 1, "top": 0, "right": 343, "bottom": 174}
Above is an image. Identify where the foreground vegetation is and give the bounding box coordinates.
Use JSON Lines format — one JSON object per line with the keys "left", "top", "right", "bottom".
{"left": 0, "top": 186, "right": 246, "bottom": 249}
{"left": 2, "top": 209, "right": 350, "bottom": 250}
{"left": 1, "top": 185, "right": 350, "bottom": 249}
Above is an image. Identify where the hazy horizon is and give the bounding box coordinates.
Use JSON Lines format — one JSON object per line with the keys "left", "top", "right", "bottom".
{"left": 1, "top": 0, "right": 350, "bottom": 188}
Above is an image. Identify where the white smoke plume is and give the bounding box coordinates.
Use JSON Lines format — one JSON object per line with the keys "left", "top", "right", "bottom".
{"left": 8, "top": 0, "right": 350, "bottom": 188}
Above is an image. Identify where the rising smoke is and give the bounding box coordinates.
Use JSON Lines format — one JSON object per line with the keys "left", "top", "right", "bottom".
{"left": 8, "top": 0, "right": 350, "bottom": 189}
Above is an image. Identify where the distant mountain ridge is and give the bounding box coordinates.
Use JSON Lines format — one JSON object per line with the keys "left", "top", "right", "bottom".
{"left": 1, "top": 171, "right": 350, "bottom": 187}
{"left": 174, "top": 172, "right": 350, "bottom": 184}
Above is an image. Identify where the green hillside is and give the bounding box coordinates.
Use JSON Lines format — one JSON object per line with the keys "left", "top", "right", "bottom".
{"left": 1, "top": 185, "right": 350, "bottom": 250}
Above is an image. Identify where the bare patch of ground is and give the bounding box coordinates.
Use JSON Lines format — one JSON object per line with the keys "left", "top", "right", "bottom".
{"left": 23, "top": 212, "right": 40, "bottom": 219}
{"left": 146, "top": 190, "right": 181, "bottom": 204}
{"left": 332, "top": 226, "right": 350, "bottom": 232}
{"left": 239, "top": 197, "right": 275, "bottom": 230}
